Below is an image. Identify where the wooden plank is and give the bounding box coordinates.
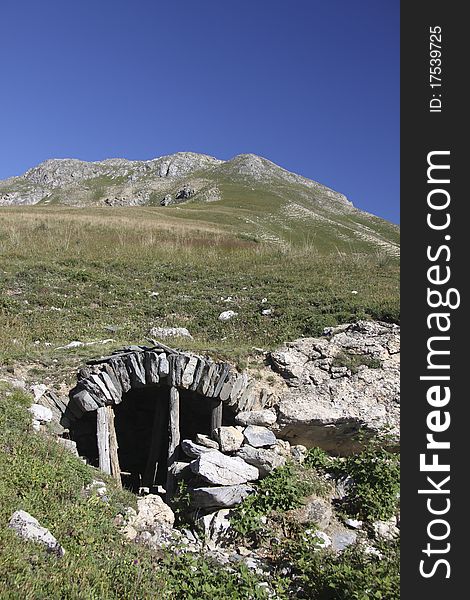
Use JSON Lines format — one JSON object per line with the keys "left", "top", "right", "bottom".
{"left": 142, "top": 397, "right": 167, "bottom": 489}
{"left": 107, "top": 406, "right": 122, "bottom": 488}
{"left": 166, "top": 386, "right": 180, "bottom": 501}
{"left": 97, "top": 407, "right": 111, "bottom": 474}
{"left": 211, "top": 400, "right": 223, "bottom": 436}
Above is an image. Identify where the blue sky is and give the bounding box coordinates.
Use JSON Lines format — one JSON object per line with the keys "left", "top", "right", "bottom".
{"left": 0, "top": 0, "right": 399, "bottom": 223}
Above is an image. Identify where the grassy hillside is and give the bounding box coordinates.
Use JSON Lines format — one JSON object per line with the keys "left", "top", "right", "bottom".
{"left": 0, "top": 384, "right": 274, "bottom": 599}
{"left": 0, "top": 384, "right": 399, "bottom": 599}
{"left": 0, "top": 206, "right": 398, "bottom": 384}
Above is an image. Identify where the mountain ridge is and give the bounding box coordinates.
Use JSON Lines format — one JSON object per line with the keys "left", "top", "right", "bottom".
{"left": 0, "top": 152, "right": 399, "bottom": 256}
{"left": 0, "top": 152, "right": 351, "bottom": 208}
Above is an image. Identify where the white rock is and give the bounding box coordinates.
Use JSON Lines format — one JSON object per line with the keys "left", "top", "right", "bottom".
{"left": 29, "top": 404, "right": 53, "bottom": 423}
{"left": 305, "top": 529, "right": 331, "bottom": 549}
{"left": 218, "top": 310, "right": 238, "bottom": 322}
{"left": 372, "top": 518, "right": 400, "bottom": 540}
{"left": 149, "top": 327, "right": 192, "bottom": 339}
{"left": 235, "top": 409, "right": 277, "bottom": 427}
{"left": 8, "top": 510, "right": 65, "bottom": 556}
{"left": 31, "top": 384, "right": 48, "bottom": 402}
{"left": 130, "top": 495, "right": 175, "bottom": 533}
{"left": 56, "top": 438, "right": 79, "bottom": 456}
{"left": 344, "top": 518, "right": 363, "bottom": 529}
{"left": 271, "top": 321, "right": 400, "bottom": 453}
{"left": 214, "top": 426, "right": 244, "bottom": 452}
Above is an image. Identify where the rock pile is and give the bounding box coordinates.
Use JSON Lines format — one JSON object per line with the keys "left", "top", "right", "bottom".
{"left": 174, "top": 424, "right": 288, "bottom": 511}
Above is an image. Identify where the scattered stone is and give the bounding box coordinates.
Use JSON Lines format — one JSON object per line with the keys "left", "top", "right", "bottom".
{"left": 214, "top": 426, "right": 244, "bottom": 453}
{"left": 261, "top": 309, "right": 272, "bottom": 316}
{"left": 290, "top": 444, "right": 308, "bottom": 462}
{"left": 149, "top": 327, "right": 193, "bottom": 339}
{"left": 190, "top": 450, "right": 259, "bottom": 485}
{"left": 273, "top": 439, "right": 291, "bottom": 457}
{"left": 56, "top": 438, "right": 79, "bottom": 456}
{"left": 190, "top": 484, "right": 254, "bottom": 508}
{"left": 287, "top": 495, "right": 332, "bottom": 529}
{"left": 331, "top": 530, "right": 358, "bottom": 551}
{"left": 8, "top": 510, "right": 65, "bottom": 556}
{"left": 31, "top": 384, "right": 48, "bottom": 402}
{"left": 195, "top": 433, "right": 219, "bottom": 449}
{"left": 344, "top": 518, "right": 363, "bottom": 529}
{"left": 243, "top": 425, "right": 277, "bottom": 448}
{"left": 218, "top": 310, "right": 238, "bottom": 322}
{"left": 308, "top": 529, "right": 331, "bottom": 549}
{"left": 236, "top": 445, "right": 285, "bottom": 477}
{"left": 235, "top": 409, "right": 277, "bottom": 427}
{"left": 55, "top": 339, "right": 114, "bottom": 350}
{"left": 29, "top": 404, "right": 53, "bottom": 423}
{"left": 372, "top": 518, "right": 400, "bottom": 541}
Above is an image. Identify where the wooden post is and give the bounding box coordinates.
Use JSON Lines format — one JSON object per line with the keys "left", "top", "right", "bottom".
{"left": 166, "top": 386, "right": 180, "bottom": 501}
{"left": 107, "top": 406, "right": 122, "bottom": 488}
{"left": 142, "top": 397, "right": 167, "bottom": 490}
{"left": 211, "top": 400, "right": 223, "bottom": 437}
{"left": 97, "top": 407, "right": 111, "bottom": 475}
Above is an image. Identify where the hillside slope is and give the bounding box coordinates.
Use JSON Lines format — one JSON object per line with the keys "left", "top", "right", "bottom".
{"left": 0, "top": 153, "right": 399, "bottom": 256}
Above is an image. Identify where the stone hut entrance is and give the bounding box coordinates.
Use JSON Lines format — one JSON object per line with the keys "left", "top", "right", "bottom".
{"left": 64, "top": 343, "right": 265, "bottom": 499}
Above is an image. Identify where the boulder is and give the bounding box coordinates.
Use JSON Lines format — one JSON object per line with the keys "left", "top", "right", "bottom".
{"left": 190, "top": 450, "right": 259, "bottom": 485}
{"left": 130, "top": 495, "right": 175, "bottom": 533}
{"left": 29, "top": 404, "right": 53, "bottom": 423}
{"left": 149, "top": 327, "right": 192, "bottom": 339}
{"left": 236, "top": 445, "right": 285, "bottom": 477}
{"left": 243, "top": 425, "right": 277, "bottom": 448}
{"left": 235, "top": 409, "right": 277, "bottom": 427}
{"left": 214, "top": 426, "right": 244, "bottom": 453}
{"left": 8, "top": 510, "right": 65, "bottom": 556}
{"left": 218, "top": 310, "right": 238, "bottom": 322}
{"left": 190, "top": 484, "right": 254, "bottom": 509}
{"left": 270, "top": 321, "right": 400, "bottom": 454}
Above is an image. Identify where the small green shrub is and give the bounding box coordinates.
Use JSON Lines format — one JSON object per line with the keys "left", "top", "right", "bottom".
{"left": 278, "top": 534, "right": 399, "bottom": 600}
{"left": 163, "top": 553, "right": 272, "bottom": 599}
{"left": 230, "top": 463, "right": 324, "bottom": 536}
{"left": 340, "top": 444, "right": 400, "bottom": 522}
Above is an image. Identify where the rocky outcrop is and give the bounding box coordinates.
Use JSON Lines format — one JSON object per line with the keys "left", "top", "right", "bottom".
{"left": 270, "top": 321, "right": 400, "bottom": 454}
